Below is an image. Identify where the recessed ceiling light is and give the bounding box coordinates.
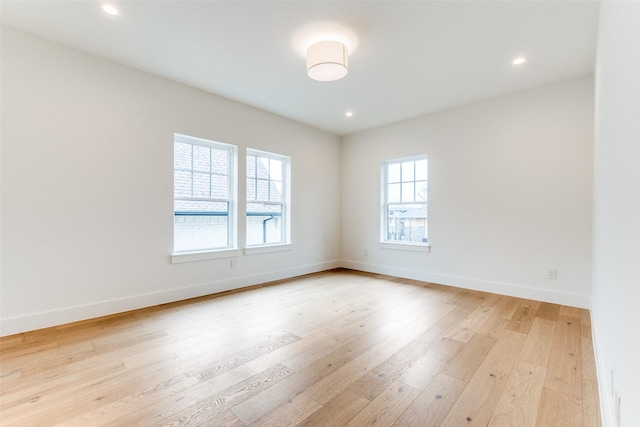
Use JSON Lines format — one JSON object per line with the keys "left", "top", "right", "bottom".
{"left": 102, "top": 3, "right": 119, "bottom": 16}
{"left": 345, "top": 111, "right": 353, "bottom": 117}
{"left": 512, "top": 57, "right": 526, "bottom": 65}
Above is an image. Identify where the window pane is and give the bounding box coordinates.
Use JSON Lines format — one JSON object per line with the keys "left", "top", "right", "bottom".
{"left": 211, "top": 174, "right": 228, "bottom": 199}
{"left": 246, "top": 178, "right": 256, "bottom": 201}
{"left": 246, "top": 203, "right": 283, "bottom": 245}
{"left": 192, "top": 145, "right": 210, "bottom": 172}
{"left": 383, "top": 156, "right": 428, "bottom": 245}
{"left": 270, "top": 159, "right": 282, "bottom": 181}
{"left": 246, "top": 155, "right": 256, "bottom": 178}
{"left": 174, "top": 142, "right": 192, "bottom": 169}
{"left": 211, "top": 148, "right": 228, "bottom": 175}
{"left": 386, "top": 203, "right": 428, "bottom": 243}
{"left": 174, "top": 215, "right": 228, "bottom": 252}
{"left": 174, "top": 135, "right": 235, "bottom": 253}
{"left": 257, "top": 157, "right": 269, "bottom": 179}
{"left": 388, "top": 183, "right": 401, "bottom": 203}
{"left": 416, "top": 180, "right": 428, "bottom": 202}
{"left": 270, "top": 180, "right": 282, "bottom": 202}
{"left": 402, "top": 161, "right": 414, "bottom": 182}
{"left": 415, "top": 159, "right": 428, "bottom": 181}
{"left": 246, "top": 150, "right": 289, "bottom": 248}
{"left": 388, "top": 163, "right": 400, "bottom": 183}
{"left": 174, "top": 170, "right": 192, "bottom": 198}
{"left": 257, "top": 179, "right": 269, "bottom": 201}
{"left": 402, "top": 182, "right": 415, "bottom": 202}
{"left": 192, "top": 172, "right": 211, "bottom": 198}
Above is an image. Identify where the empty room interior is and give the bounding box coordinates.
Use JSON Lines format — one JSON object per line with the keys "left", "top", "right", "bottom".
{"left": 1, "top": 1, "right": 638, "bottom": 426}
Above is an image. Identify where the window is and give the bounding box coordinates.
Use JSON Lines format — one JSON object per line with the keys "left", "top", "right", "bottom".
{"left": 246, "top": 149, "right": 290, "bottom": 246}
{"left": 382, "top": 156, "right": 428, "bottom": 244}
{"left": 173, "top": 134, "right": 236, "bottom": 253}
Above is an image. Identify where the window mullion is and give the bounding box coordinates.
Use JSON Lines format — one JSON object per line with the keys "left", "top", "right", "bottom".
{"left": 190, "top": 144, "right": 194, "bottom": 198}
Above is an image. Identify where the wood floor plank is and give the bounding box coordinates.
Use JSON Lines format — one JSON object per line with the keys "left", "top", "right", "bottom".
{"left": 344, "top": 380, "right": 421, "bottom": 427}
{"left": 581, "top": 380, "right": 602, "bottom": 427}
{"left": 536, "top": 386, "right": 582, "bottom": 427}
{"left": 477, "top": 311, "right": 511, "bottom": 338}
{"left": 204, "top": 410, "right": 246, "bottom": 427}
{"left": 559, "top": 305, "right": 583, "bottom": 319}
{"left": 248, "top": 392, "right": 322, "bottom": 426}
{"left": 488, "top": 360, "right": 547, "bottom": 426}
{"left": 393, "top": 373, "right": 465, "bottom": 426}
{"left": 100, "top": 365, "right": 257, "bottom": 426}
{"left": 440, "top": 366, "right": 509, "bottom": 426}
{"left": 545, "top": 315, "right": 582, "bottom": 401}
{"left": 581, "top": 324, "right": 598, "bottom": 384}
{"left": 446, "top": 299, "right": 497, "bottom": 343}
{"left": 400, "top": 338, "right": 464, "bottom": 390}
{"left": 0, "top": 269, "right": 601, "bottom": 426}
{"left": 347, "top": 312, "right": 460, "bottom": 401}
{"left": 441, "top": 333, "right": 496, "bottom": 382}
{"left": 506, "top": 307, "right": 536, "bottom": 334}
{"left": 494, "top": 296, "right": 523, "bottom": 319}
{"left": 536, "top": 302, "right": 560, "bottom": 321}
{"left": 229, "top": 345, "right": 354, "bottom": 425}
{"left": 147, "top": 363, "right": 295, "bottom": 426}
{"left": 520, "top": 317, "right": 556, "bottom": 367}
{"left": 480, "top": 329, "right": 527, "bottom": 375}
{"left": 304, "top": 308, "right": 448, "bottom": 406}
{"left": 297, "top": 390, "right": 369, "bottom": 427}
{"left": 192, "top": 332, "right": 301, "bottom": 382}
{"left": 520, "top": 299, "right": 541, "bottom": 311}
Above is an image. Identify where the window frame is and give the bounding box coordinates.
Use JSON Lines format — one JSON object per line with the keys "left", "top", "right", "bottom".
{"left": 245, "top": 148, "right": 291, "bottom": 249}
{"left": 172, "top": 133, "right": 237, "bottom": 258}
{"left": 381, "top": 155, "right": 429, "bottom": 249}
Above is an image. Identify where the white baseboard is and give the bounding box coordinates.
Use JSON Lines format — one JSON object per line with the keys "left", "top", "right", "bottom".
{"left": 340, "top": 259, "right": 592, "bottom": 309}
{"left": 1, "top": 259, "right": 592, "bottom": 337}
{"left": 0, "top": 260, "right": 340, "bottom": 337}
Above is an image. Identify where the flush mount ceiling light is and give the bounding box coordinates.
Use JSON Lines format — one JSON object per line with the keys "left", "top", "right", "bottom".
{"left": 101, "top": 3, "right": 119, "bottom": 16}
{"left": 512, "top": 57, "right": 526, "bottom": 65}
{"left": 306, "top": 40, "right": 348, "bottom": 82}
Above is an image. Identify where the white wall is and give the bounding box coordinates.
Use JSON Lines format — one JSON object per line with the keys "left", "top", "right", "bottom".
{"left": 592, "top": 2, "right": 640, "bottom": 426}
{"left": 341, "top": 76, "right": 594, "bottom": 308}
{"left": 0, "top": 27, "right": 342, "bottom": 336}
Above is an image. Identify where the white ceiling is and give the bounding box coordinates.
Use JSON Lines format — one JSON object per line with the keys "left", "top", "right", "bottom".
{"left": 1, "top": 1, "right": 600, "bottom": 136}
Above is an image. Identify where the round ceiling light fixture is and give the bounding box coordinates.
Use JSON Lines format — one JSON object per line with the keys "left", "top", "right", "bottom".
{"left": 101, "top": 3, "right": 119, "bottom": 16}
{"left": 306, "top": 40, "right": 348, "bottom": 82}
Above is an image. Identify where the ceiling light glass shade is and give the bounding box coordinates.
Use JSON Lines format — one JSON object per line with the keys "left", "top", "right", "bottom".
{"left": 306, "top": 41, "right": 348, "bottom": 82}
{"left": 101, "top": 3, "right": 119, "bottom": 15}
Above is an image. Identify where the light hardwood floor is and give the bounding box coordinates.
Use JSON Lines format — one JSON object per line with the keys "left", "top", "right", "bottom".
{"left": 0, "top": 269, "right": 601, "bottom": 426}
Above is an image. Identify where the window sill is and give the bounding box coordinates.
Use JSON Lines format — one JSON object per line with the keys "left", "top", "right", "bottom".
{"left": 379, "top": 242, "right": 431, "bottom": 252}
{"left": 244, "top": 243, "right": 292, "bottom": 256}
{"left": 171, "top": 248, "right": 242, "bottom": 264}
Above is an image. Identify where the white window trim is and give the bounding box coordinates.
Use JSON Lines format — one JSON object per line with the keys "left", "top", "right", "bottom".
{"left": 244, "top": 243, "right": 292, "bottom": 256}
{"left": 246, "top": 148, "right": 291, "bottom": 247}
{"left": 381, "top": 154, "right": 429, "bottom": 247}
{"left": 171, "top": 248, "right": 243, "bottom": 264}
{"left": 379, "top": 242, "right": 431, "bottom": 252}
{"left": 173, "top": 133, "right": 238, "bottom": 257}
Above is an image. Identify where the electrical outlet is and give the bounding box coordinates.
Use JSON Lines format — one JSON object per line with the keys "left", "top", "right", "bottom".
{"left": 547, "top": 268, "right": 557, "bottom": 280}
{"left": 363, "top": 249, "right": 368, "bottom": 257}
{"left": 231, "top": 259, "right": 237, "bottom": 269}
